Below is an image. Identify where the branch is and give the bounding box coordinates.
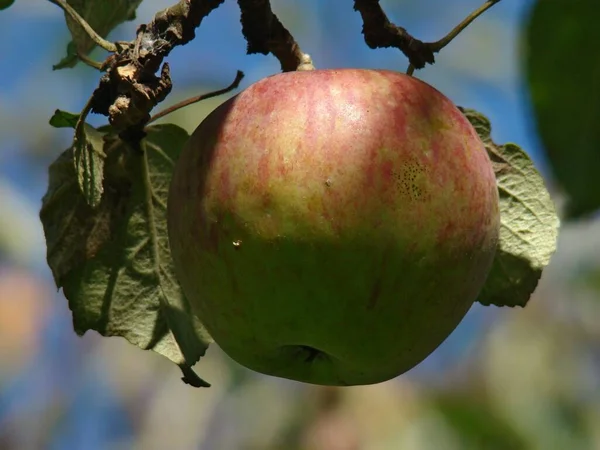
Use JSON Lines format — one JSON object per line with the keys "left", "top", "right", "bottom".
{"left": 354, "top": 0, "right": 434, "bottom": 69}
{"left": 88, "top": 0, "right": 226, "bottom": 139}
{"left": 237, "top": 0, "right": 314, "bottom": 72}
{"left": 355, "top": 0, "right": 502, "bottom": 72}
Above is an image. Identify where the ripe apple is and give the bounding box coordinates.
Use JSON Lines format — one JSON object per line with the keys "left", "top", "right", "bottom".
{"left": 167, "top": 69, "right": 500, "bottom": 386}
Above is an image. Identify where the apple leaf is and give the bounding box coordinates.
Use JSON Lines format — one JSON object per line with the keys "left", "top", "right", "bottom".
{"left": 40, "top": 123, "right": 212, "bottom": 387}
{"left": 49, "top": 109, "right": 81, "bottom": 129}
{"left": 461, "top": 108, "right": 560, "bottom": 308}
{"left": 73, "top": 122, "right": 106, "bottom": 208}
{"left": 52, "top": 0, "right": 143, "bottom": 70}
{"left": 50, "top": 112, "right": 111, "bottom": 207}
{"left": 525, "top": 0, "right": 600, "bottom": 219}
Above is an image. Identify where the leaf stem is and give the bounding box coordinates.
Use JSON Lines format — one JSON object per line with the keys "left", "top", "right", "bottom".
{"left": 148, "top": 71, "right": 245, "bottom": 124}
{"left": 76, "top": 51, "right": 105, "bottom": 71}
{"left": 51, "top": 0, "right": 118, "bottom": 52}
{"left": 74, "top": 95, "right": 95, "bottom": 142}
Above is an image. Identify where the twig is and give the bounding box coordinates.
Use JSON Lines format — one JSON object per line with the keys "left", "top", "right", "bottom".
{"left": 148, "top": 70, "right": 245, "bottom": 124}
{"left": 237, "top": 0, "right": 314, "bottom": 72}
{"left": 431, "top": 0, "right": 501, "bottom": 52}
{"left": 406, "top": 0, "right": 502, "bottom": 75}
{"left": 354, "top": 0, "right": 435, "bottom": 69}
{"left": 51, "top": 0, "right": 118, "bottom": 52}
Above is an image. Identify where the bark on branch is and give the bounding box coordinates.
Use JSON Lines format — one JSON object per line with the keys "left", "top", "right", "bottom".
{"left": 237, "top": 0, "right": 314, "bottom": 72}
{"left": 354, "top": 0, "right": 435, "bottom": 69}
{"left": 90, "top": 0, "right": 226, "bottom": 139}
{"left": 355, "top": 0, "right": 503, "bottom": 73}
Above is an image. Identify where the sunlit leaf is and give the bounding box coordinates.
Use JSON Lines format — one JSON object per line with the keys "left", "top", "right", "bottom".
{"left": 40, "top": 123, "right": 212, "bottom": 387}
{"left": 462, "top": 108, "right": 560, "bottom": 307}
{"left": 525, "top": 0, "right": 600, "bottom": 218}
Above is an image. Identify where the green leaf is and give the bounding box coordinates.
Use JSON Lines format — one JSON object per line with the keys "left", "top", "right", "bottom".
{"left": 49, "top": 109, "right": 80, "bottom": 129}
{"left": 40, "top": 123, "right": 212, "bottom": 387}
{"left": 50, "top": 111, "right": 113, "bottom": 207}
{"left": 73, "top": 123, "right": 106, "bottom": 208}
{"left": 54, "top": 42, "right": 80, "bottom": 71}
{"left": 52, "top": 0, "right": 143, "bottom": 70}
{"left": 461, "top": 108, "right": 560, "bottom": 308}
{"left": 525, "top": 0, "right": 600, "bottom": 218}
{"left": 0, "top": 0, "right": 15, "bottom": 10}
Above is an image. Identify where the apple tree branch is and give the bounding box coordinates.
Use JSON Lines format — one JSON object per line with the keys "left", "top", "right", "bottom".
{"left": 237, "top": 0, "right": 314, "bottom": 72}
{"left": 354, "top": 0, "right": 503, "bottom": 72}
{"left": 354, "top": 0, "right": 435, "bottom": 69}
{"left": 83, "top": 0, "right": 226, "bottom": 142}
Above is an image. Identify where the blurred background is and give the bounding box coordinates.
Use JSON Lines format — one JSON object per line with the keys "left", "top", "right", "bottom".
{"left": 1, "top": 0, "right": 599, "bottom": 449}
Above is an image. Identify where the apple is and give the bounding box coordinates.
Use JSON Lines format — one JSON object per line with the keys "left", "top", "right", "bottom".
{"left": 167, "top": 69, "right": 500, "bottom": 386}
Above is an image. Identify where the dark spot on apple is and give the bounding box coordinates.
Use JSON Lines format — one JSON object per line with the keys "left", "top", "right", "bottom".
{"left": 392, "top": 161, "right": 427, "bottom": 201}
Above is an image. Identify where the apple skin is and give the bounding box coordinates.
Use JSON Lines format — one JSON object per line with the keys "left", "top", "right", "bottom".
{"left": 167, "top": 69, "right": 500, "bottom": 386}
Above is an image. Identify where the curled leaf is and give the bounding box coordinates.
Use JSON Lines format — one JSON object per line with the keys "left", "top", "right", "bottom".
{"left": 73, "top": 123, "right": 106, "bottom": 208}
